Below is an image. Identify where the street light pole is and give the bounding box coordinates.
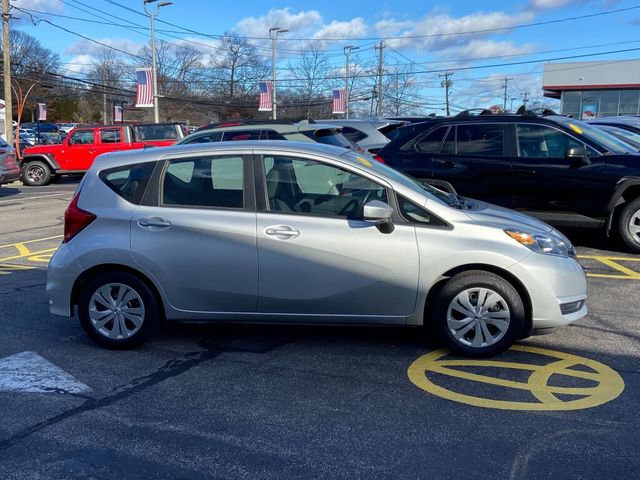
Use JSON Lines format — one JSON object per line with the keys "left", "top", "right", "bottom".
{"left": 269, "top": 27, "right": 288, "bottom": 120}
{"left": 343, "top": 46, "right": 359, "bottom": 119}
{"left": 144, "top": 0, "right": 172, "bottom": 123}
{"left": 2, "top": 0, "right": 13, "bottom": 145}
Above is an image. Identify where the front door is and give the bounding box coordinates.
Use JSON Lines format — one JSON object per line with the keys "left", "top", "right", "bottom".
{"left": 61, "top": 129, "right": 97, "bottom": 170}
{"left": 131, "top": 154, "right": 258, "bottom": 313}
{"left": 255, "top": 154, "right": 419, "bottom": 320}
{"left": 511, "top": 123, "right": 611, "bottom": 220}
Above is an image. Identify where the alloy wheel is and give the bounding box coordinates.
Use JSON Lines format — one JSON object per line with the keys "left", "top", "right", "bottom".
{"left": 88, "top": 283, "right": 145, "bottom": 340}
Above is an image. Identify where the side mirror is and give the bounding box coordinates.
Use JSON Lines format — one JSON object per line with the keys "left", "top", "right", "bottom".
{"left": 565, "top": 147, "right": 591, "bottom": 167}
{"left": 363, "top": 200, "right": 394, "bottom": 233}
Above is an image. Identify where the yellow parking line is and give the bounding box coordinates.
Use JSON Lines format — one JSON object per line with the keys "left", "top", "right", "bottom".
{"left": 586, "top": 256, "right": 640, "bottom": 279}
{"left": 0, "top": 248, "right": 58, "bottom": 264}
{"left": 0, "top": 235, "right": 63, "bottom": 250}
{"left": 578, "top": 255, "right": 640, "bottom": 262}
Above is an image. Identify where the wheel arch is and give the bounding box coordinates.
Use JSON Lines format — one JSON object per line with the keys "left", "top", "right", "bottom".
{"left": 70, "top": 263, "right": 166, "bottom": 321}
{"left": 21, "top": 154, "right": 58, "bottom": 171}
{"left": 606, "top": 177, "right": 640, "bottom": 234}
{"left": 423, "top": 263, "right": 533, "bottom": 339}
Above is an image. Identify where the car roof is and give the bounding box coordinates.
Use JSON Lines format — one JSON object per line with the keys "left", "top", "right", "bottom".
{"left": 93, "top": 141, "right": 356, "bottom": 170}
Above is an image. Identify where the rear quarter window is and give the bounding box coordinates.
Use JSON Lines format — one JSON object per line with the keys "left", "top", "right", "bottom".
{"left": 99, "top": 162, "right": 155, "bottom": 204}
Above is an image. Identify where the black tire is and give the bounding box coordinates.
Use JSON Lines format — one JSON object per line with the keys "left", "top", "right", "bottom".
{"left": 22, "top": 160, "right": 52, "bottom": 186}
{"left": 431, "top": 270, "right": 525, "bottom": 357}
{"left": 617, "top": 198, "right": 640, "bottom": 253}
{"left": 77, "top": 271, "right": 160, "bottom": 349}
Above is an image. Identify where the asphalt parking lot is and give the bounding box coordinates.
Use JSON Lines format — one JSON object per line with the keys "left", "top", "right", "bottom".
{"left": 0, "top": 179, "right": 638, "bottom": 479}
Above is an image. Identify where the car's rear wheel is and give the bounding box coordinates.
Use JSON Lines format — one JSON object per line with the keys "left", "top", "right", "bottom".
{"left": 22, "top": 160, "right": 51, "bottom": 186}
{"left": 78, "top": 271, "right": 159, "bottom": 349}
{"left": 618, "top": 198, "right": 640, "bottom": 253}
{"left": 432, "top": 271, "right": 525, "bottom": 357}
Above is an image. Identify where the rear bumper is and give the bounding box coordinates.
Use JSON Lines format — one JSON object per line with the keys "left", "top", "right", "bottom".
{"left": 47, "top": 243, "right": 83, "bottom": 317}
{"left": 0, "top": 167, "right": 21, "bottom": 185}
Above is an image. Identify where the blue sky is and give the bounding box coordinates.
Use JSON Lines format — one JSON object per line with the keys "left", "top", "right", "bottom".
{"left": 10, "top": 0, "right": 640, "bottom": 113}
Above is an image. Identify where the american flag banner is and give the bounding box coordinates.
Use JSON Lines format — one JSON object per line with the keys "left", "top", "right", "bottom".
{"left": 135, "top": 68, "right": 154, "bottom": 108}
{"left": 258, "top": 81, "right": 272, "bottom": 111}
{"left": 37, "top": 103, "right": 47, "bottom": 121}
{"left": 114, "top": 105, "right": 123, "bottom": 122}
{"left": 332, "top": 89, "right": 346, "bottom": 114}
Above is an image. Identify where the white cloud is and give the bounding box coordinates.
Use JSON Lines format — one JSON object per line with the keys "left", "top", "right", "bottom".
{"left": 439, "top": 40, "right": 536, "bottom": 61}
{"left": 64, "top": 38, "right": 144, "bottom": 58}
{"left": 312, "top": 18, "right": 367, "bottom": 41}
{"left": 62, "top": 54, "right": 95, "bottom": 74}
{"left": 528, "top": 0, "right": 574, "bottom": 8}
{"left": 13, "top": 0, "right": 63, "bottom": 11}
{"left": 375, "top": 10, "right": 535, "bottom": 52}
{"left": 236, "top": 8, "right": 323, "bottom": 38}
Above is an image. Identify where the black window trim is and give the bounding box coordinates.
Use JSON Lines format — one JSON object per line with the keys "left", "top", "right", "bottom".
{"left": 154, "top": 153, "right": 255, "bottom": 212}
{"left": 395, "top": 193, "right": 452, "bottom": 230}
{"left": 99, "top": 161, "right": 155, "bottom": 205}
{"left": 412, "top": 125, "right": 451, "bottom": 154}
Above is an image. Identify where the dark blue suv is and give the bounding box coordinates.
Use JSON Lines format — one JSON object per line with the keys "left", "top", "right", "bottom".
{"left": 376, "top": 112, "right": 640, "bottom": 252}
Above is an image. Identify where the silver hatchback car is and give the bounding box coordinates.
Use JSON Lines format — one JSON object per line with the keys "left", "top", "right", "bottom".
{"left": 47, "top": 141, "right": 587, "bottom": 357}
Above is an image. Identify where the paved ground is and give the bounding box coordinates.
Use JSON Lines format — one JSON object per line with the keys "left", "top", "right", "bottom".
{"left": 0, "top": 179, "right": 638, "bottom": 479}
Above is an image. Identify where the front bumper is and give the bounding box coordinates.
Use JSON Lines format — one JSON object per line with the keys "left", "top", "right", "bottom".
{"left": 508, "top": 254, "right": 588, "bottom": 330}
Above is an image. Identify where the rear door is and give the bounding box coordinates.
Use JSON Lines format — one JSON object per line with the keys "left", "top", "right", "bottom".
{"left": 131, "top": 153, "right": 258, "bottom": 313}
{"left": 430, "top": 123, "right": 513, "bottom": 207}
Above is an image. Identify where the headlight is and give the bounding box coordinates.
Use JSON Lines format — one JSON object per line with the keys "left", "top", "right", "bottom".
{"left": 505, "top": 229, "right": 576, "bottom": 258}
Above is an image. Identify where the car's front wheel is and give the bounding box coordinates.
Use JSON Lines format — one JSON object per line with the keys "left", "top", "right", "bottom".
{"left": 431, "top": 271, "right": 525, "bottom": 357}
{"left": 77, "top": 271, "right": 160, "bottom": 349}
{"left": 22, "top": 160, "right": 51, "bottom": 186}
{"left": 618, "top": 198, "right": 640, "bottom": 253}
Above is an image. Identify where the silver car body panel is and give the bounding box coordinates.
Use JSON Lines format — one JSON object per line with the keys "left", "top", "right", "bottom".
{"left": 47, "top": 141, "right": 588, "bottom": 331}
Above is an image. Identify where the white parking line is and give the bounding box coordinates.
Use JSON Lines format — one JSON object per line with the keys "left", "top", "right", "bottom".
{"left": 0, "top": 193, "right": 72, "bottom": 204}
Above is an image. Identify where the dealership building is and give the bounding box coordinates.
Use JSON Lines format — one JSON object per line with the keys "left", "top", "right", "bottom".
{"left": 542, "top": 59, "right": 640, "bottom": 119}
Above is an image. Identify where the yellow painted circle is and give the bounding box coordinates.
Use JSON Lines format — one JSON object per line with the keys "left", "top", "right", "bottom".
{"left": 407, "top": 345, "right": 625, "bottom": 411}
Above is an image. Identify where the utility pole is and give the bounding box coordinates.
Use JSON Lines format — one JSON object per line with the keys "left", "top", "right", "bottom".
{"left": 440, "top": 72, "right": 453, "bottom": 116}
{"left": 501, "top": 77, "right": 512, "bottom": 111}
{"left": 103, "top": 92, "right": 108, "bottom": 125}
{"left": 375, "top": 41, "right": 385, "bottom": 117}
{"left": 144, "top": 0, "right": 172, "bottom": 123}
{"left": 344, "top": 45, "right": 359, "bottom": 119}
{"left": 2, "top": 0, "right": 13, "bottom": 145}
{"left": 269, "top": 27, "right": 289, "bottom": 120}
{"left": 522, "top": 92, "right": 530, "bottom": 110}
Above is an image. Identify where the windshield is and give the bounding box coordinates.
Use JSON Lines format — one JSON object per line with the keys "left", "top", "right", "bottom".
{"left": 550, "top": 116, "right": 636, "bottom": 154}
{"left": 340, "top": 150, "right": 459, "bottom": 207}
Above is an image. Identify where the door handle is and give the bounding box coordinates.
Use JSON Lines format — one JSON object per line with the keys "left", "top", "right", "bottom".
{"left": 138, "top": 217, "right": 171, "bottom": 228}
{"left": 265, "top": 225, "right": 300, "bottom": 239}
{"left": 434, "top": 159, "right": 455, "bottom": 168}
{"left": 513, "top": 168, "right": 536, "bottom": 175}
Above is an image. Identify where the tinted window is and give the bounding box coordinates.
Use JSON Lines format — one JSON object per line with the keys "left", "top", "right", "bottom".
{"left": 100, "top": 162, "right": 155, "bottom": 204}
{"left": 222, "top": 130, "right": 261, "bottom": 141}
{"left": 441, "top": 126, "right": 455, "bottom": 154}
{"left": 262, "top": 129, "right": 286, "bottom": 140}
{"left": 456, "top": 124, "right": 504, "bottom": 156}
{"left": 162, "top": 156, "right": 244, "bottom": 209}
{"left": 69, "top": 130, "right": 94, "bottom": 145}
{"left": 517, "top": 124, "right": 584, "bottom": 158}
{"left": 340, "top": 126, "right": 368, "bottom": 143}
{"left": 619, "top": 90, "right": 640, "bottom": 115}
{"left": 100, "top": 129, "right": 122, "bottom": 144}
{"left": 415, "top": 126, "right": 448, "bottom": 153}
{"left": 263, "top": 156, "right": 386, "bottom": 218}
{"left": 182, "top": 132, "right": 222, "bottom": 144}
{"left": 301, "top": 129, "right": 352, "bottom": 149}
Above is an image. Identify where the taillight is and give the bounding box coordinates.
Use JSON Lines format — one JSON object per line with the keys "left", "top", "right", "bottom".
{"left": 63, "top": 190, "right": 96, "bottom": 243}
{"left": 372, "top": 154, "right": 385, "bottom": 163}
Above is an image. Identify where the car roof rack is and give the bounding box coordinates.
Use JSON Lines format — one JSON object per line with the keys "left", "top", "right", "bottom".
{"left": 514, "top": 106, "right": 560, "bottom": 117}
{"left": 455, "top": 108, "right": 494, "bottom": 117}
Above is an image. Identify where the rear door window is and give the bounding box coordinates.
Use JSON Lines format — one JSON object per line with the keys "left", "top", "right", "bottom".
{"left": 456, "top": 124, "right": 505, "bottom": 156}
{"left": 415, "top": 126, "right": 449, "bottom": 153}
{"left": 221, "top": 130, "right": 261, "bottom": 141}
{"left": 100, "top": 128, "right": 122, "bottom": 144}
{"left": 99, "top": 162, "right": 155, "bottom": 204}
{"left": 162, "top": 156, "right": 244, "bottom": 209}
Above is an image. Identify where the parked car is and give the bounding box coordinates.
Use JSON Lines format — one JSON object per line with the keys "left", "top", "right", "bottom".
{"left": 0, "top": 139, "right": 20, "bottom": 186}
{"left": 21, "top": 122, "right": 61, "bottom": 144}
{"left": 132, "top": 122, "right": 186, "bottom": 146}
{"left": 592, "top": 124, "right": 640, "bottom": 151}
{"left": 20, "top": 125, "right": 152, "bottom": 186}
{"left": 47, "top": 141, "right": 587, "bottom": 357}
{"left": 376, "top": 112, "right": 640, "bottom": 252}
{"left": 587, "top": 115, "right": 640, "bottom": 135}
{"left": 317, "top": 119, "right": 408, "bottom": 154}
{"left": 177, "top": 120, "right": 360, "bottom": 151}
{"left": 58, "top": 123, "right": 78, "bottom": 135}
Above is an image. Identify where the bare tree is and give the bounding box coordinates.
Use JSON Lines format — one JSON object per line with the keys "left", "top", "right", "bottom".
{"left": 382, "top": 63, "right": 420, "bottom": 116}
